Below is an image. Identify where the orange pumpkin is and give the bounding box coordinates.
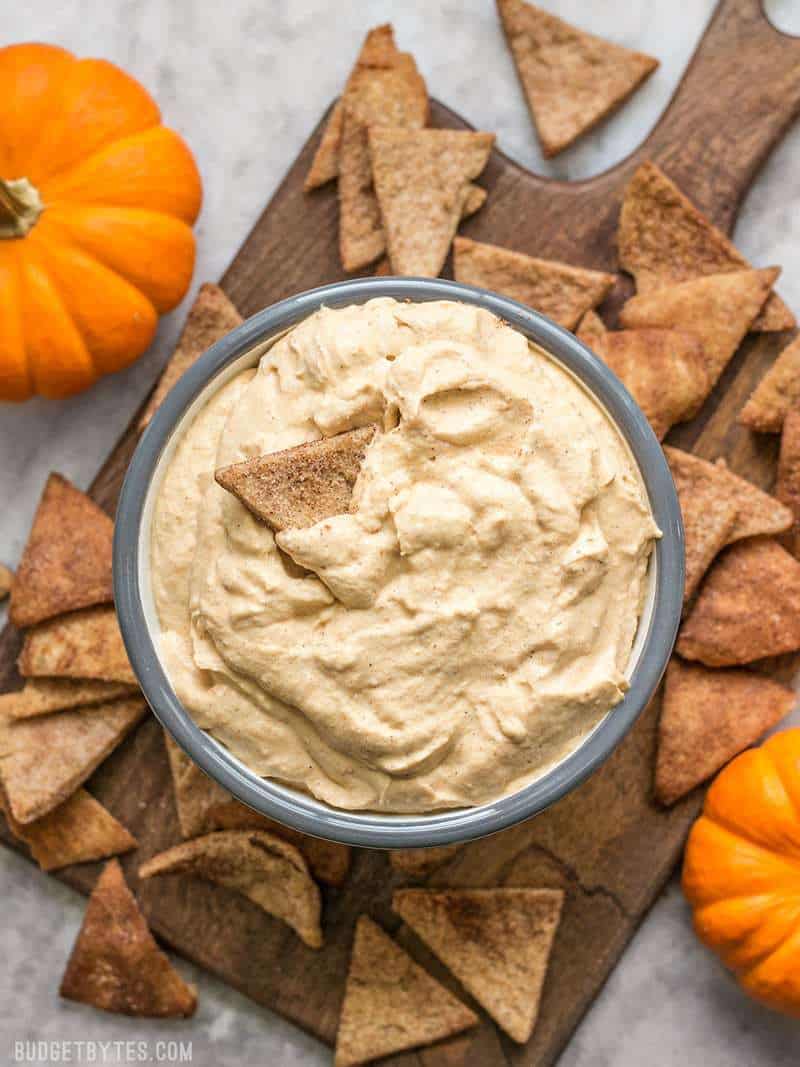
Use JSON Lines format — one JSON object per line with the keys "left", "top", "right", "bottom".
{"left": 682, "top": 728, "right": 800, "bottom": 1017}
{"left": 0, "top": 43, "right": 202, "bottom": 401}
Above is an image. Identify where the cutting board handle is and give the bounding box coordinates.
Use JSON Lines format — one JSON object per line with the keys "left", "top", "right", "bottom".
{"left": 633, "top": 0, "right": 800, "bottom": 229}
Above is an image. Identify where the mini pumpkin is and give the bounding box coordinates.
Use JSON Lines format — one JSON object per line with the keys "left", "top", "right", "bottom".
{"left": 0, "top": 43, "right": 202, "bottom": 400}
{"left": 682, "top": 728, "right": 800, "bottom": 1017}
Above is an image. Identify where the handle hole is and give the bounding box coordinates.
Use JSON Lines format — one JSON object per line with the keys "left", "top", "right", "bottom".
{"left": 763, "top": 0, "right": 800, "bottom": 37}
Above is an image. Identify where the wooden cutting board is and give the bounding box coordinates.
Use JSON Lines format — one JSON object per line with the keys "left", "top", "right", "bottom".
{"left": 3, "top": 2, "right": 800, "bottom": 1064}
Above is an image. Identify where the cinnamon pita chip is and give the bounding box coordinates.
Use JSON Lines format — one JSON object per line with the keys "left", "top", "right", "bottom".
{"left": 0, "top": 696, "right": 146, "bottom": 824}
{"left": 370, "top": 128, "right": 494, "bottom": 277}
{"left": 575, "top": 310, "right": 608, "bottom": 351}
{"left": 163, "top": 732, "right": 350, "bottom": 886}
{"left": 390, "top": 845, "right": 463, "bottom": 879}
{"left": 776, "top": 406, "right": 800, "bottom": 558}
{"left": 576, "top": 314, "right": 709, "bottom": 440}
{"left": 453, "top": 237, "right": 614, "bottom": 330}
{"left": 10, "top": 474, "right": 113, "bottom": 628}
{"left": 336, "top": 28, "right": 428, "bottom": 270}
{"left": 394, "top": 887, "right": 563, "bottom": 1043}
{"left": 462, "top": 184, "right": 487, "bottom": 218}
{"left": 666, "top": 460, "right": 738, "bottom": 606}
{"left": 619, "top": 268, "right": 779, "bottom": 389}
{"left": 139, "top": 830, "right": 323, "bottom": 948}
{"left": 740, "top": 335, "right": 800, "bottom": 432}
{"left": 0, "top": 678, "right": 136, "bottom": 721}
{"left": 334, "top": 916, "right": 477, "bottom": 1067}
{"left": 665, "top": 448, "right": 792, "bottom": 548}
{"left": 60, "top": 860, "right": 197, "bottom": 1017}
{"left": 654, "top": 659, "right": 794, "bottom": 806}
{"left": 618, "top": 161, "right": 794, "bottom": 332}
{"left": 497, "top": 0, "right": 658, "bottom": 157}
{"left": 0, "top": 564, "right": 12, "bottom": 600}
{"left": 215, "top": 425, "right": 376, "bottom": 531}
{"left": 304, "top": 25, "right": 410, "bottom": 192}
{"left": 676, "top": 538, "right": 800, "bottom": 666}
{"left": 604, "top": 328, "right": 708, "bottom": 440}
{"left": 18, "top": 605, "right": 136, "bottom": 685}
{"left": 4, "top": 787, "right": 136, "bottom": 871}
{"left": 339, "top": 112, "right": 387, "bottom": 272}
{"left": 140, "top": 284, "right": 242, "bottom": 429}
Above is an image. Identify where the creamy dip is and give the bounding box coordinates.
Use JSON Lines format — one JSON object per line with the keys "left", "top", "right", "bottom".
{"left": 151, "top": 298, "right": 658, "bottom": 812}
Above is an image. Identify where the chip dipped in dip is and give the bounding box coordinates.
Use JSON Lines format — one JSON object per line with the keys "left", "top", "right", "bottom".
{"left": 151, "top": 298, "right": 659, "bottom": 812}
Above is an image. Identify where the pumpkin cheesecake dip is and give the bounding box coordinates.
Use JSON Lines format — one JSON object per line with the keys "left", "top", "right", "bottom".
{"left": 151, "top": 298, "right": 659, "bottom": 812}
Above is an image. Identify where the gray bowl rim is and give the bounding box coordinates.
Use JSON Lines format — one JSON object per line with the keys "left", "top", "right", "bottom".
{"left": 114, "top": 276, "right": 684, "bottom": 849}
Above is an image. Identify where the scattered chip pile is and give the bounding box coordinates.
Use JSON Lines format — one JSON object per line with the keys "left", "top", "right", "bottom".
{"left": 497, "top": 0, "right": 658, "bottom": 157}
{"left": 304, "top": 14, "right": 657, "bottom": 291}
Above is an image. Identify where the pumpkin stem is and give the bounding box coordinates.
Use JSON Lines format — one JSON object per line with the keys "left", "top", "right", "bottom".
{"left": 0, "top": 178, "right": 43, "bottom": 238}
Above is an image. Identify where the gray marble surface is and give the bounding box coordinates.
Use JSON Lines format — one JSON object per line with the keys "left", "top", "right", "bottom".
{"left": 1, "top": 2, "right": 800, "bottom": 1064}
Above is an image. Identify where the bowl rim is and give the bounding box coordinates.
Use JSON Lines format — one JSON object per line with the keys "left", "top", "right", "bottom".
{"left": 114, "top": 276, "right": 684, "bottom": 849}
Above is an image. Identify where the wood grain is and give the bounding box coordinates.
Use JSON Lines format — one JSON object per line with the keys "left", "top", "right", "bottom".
{"left": 3, "top": 2, "right": 800, "bottom": 1064}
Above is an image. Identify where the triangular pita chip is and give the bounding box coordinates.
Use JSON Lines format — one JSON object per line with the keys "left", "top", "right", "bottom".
{"left": 334, "top": 916, "right": 477, "bottom": 1067}
{"left": 0, "top": 696, "right": 146, "bottom": 824}
{"left": 4, "top": 787, "right": 137, "bottom": 871}
{"left": 676, "top": 538, "right": 800, "bottom": 666}
{"left": 740, "top": 335, "right": 800, "bottom": 432}
{"left": 575, "top": 309, "right": 608, "bottom": 351}
{"left": 497, "top": 0, "right": 658, "bottom": 157}
{"left": 390, "top": 845, "right": 463, "bottom": 879}
{"left": 336, "top": 28, "right": 428, "bottom": 270}
{"left": 163, "top": 732, "right": 350, "bottom": 886}
{"left": 453, "top": 237, "right": 614, "bottom": 330}
{"left": 0, "top": 678, "right": 136, "bottom": 721}
{"left": 654, "top": 659, "right": 794, "bottom": 806}
{"left": 395, "top": 887, "right": 563, "bottom": 1043}
{"left": 370, "top": 128, "right": 494, "bottom": 277}
{"left": 619, "top": 268, "right": 779, "bottom": 389}
{"left": 140, "top": 283, "right": 242, "bottom": 429}
{"left": 462, "top": 184, "right": 487, "bottom": 218}
{"left": 776, "top": 406, "right": 800, "bottom": 559}
{"left": 665, "top": 454, "right": 738, "bottom": 605}
{"left": 665, "top": 448, "right": 792, "bottom": 546}
{"left": 0, "top": 563, "right": 12, "bottom": 600}
{"left": 618, "top": 161, "right": 794, "bottom": 332}
{"left": 215, "top": 425, "right": 376, "bottom": 531}
{"left": 139, "top": 830, "right": 323, "bottom": 948}
{"left": 305, "top": 98, "right": 345, "bottom": 192}
{"left": 60, "top": 860, "right": 197, "bottom": 1017}
{"left": 576, "top": 314, "right": 708, "bottom": 440}
{"left": 18, "top": 605, "right": 136, "bottom": 684}
{"left": 9, "top": 474, "right": 113, "bottom": 628}
{"left": 371, "top": 186, "right": 486, "bottom": 278}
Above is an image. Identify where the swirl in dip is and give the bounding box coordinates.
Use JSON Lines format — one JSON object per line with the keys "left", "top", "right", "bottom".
{"left": 151, "top": 298, "right": 659, "bottom": 812}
